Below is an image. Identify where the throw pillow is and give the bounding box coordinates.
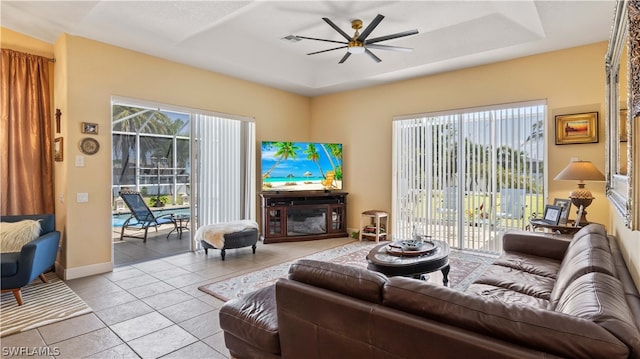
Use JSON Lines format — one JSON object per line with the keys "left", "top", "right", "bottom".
{"left": 0, "top": 220, "right": 42, "bottom": 253}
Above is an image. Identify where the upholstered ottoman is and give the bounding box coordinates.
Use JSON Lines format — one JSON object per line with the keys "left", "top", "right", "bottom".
{"left": 196, "top": 220, "right": 259, "bottom": 260}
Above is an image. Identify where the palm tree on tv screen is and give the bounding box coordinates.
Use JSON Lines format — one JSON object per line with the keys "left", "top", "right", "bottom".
{"left": 304, "top": 143, "right": 325, "bottom": 179}
{"left": 262, "top": 142, "right": 300, "bottom": 179}
{"left": 320, "top": 143, "right": 343, "bottom": 180}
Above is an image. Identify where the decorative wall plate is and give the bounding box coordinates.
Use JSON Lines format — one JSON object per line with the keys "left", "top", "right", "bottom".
{"left": 79, "top": 137, "right": 100, "bottom": 155}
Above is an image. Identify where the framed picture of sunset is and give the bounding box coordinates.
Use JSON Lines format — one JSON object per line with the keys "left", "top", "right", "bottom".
{"left": 555, "top": 112, "right": 599, "bottom": 145}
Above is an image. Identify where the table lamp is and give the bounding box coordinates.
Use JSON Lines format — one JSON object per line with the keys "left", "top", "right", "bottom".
{"left": 554, "top": 160, "right": 605, "bottom": 226}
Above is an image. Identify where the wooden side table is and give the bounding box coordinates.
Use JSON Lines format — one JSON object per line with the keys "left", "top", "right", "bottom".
{"left": 359, "top": 210, "right": 388, "bottom": 243}
{"left": 528, "top": 219, "right": 581, "bottom": 235}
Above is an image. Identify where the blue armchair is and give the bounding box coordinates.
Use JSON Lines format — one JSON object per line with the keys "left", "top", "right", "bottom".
{"left": 1, "top": 214, "right": 60, "bottom": 306}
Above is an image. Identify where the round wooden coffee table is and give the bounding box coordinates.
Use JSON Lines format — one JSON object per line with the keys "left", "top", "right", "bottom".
{"left": 366, "top": 240, "right": 450, "bottom": 286}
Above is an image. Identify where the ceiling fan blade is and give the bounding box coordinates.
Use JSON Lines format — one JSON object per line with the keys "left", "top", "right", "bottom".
{"left": 366, "top": 29, "right": 419, "bottom": 44}
{"left": 365, "top": 49, "right": 382, "bottom": 63}
{"left": 357, "top": 14, "right": 384, "bottom": 42}
{"left": 307, "top": 46, "right": 348, "bottom": 55}
{"left": 367, "top": 44, "right": 413, "bottom": 52}
{"left": 295, "top": 36, "right": 348, "bottom": 45}
{"left": 338, "top": 52, "right": 352, "bottom": 64}
{"left": 322, "top": 17, "right": 352, "bottom": 41}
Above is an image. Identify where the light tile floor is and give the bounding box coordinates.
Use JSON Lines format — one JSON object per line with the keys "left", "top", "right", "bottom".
{"left": 1, "top": 236, "right": 355, "bottom": 358}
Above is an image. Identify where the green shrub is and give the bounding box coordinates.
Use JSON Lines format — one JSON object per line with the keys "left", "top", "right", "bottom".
{"left": 149, "top": 195, "right": 169, "bottom": 207}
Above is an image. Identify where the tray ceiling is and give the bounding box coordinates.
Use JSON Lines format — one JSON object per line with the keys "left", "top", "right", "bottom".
{"left": 1, "top": 1, "right": 615, "bottom": 96}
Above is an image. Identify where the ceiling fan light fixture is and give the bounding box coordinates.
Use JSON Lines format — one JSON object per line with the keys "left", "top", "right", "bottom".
{"left": 348, "top": 41, "right": 365, "bottom": 54}
{"left": 298, "top": 14, "right": 418, "bottom": 63}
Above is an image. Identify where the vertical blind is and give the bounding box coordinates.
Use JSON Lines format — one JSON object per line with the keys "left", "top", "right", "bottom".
{"left": 392, "top": 100, "right": 546, "bottom": 253}
{"left": 194, "top": 113, "right": 255, "bottom": 230}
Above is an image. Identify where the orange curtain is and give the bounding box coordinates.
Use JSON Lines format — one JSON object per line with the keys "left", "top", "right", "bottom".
{"left": 0, "top": 49, "right": 54, "bottom": 215}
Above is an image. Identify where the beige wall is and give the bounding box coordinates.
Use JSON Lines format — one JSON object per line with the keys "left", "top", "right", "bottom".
{"left": 311, "top": 43, "right": 609, "bottom": 227}
{"left": 2, "top": 27, "right": 638, "bottom": 287}
{"left": 2, "top": 28, "right": 311, "bottom": 277}
{"left": 611, "top": 211, "right": 640, "bottom": 286}
{"left": 57, "top": 34, "right": 310, "bottom": 277}
{"left": 311, "top": 42, "right": 637, "bottom": 286}
{"left": 1, "top": 27, "right": 53, "bottom": 58}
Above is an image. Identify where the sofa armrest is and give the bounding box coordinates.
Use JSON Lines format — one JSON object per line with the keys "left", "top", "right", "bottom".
{"left": 18, "top": 232, "right": 60, "bottom": 283}
{"left": 502, "top": 230, "right": 570, "bottom": 260}
{"left": 288, "top": 259, "right": 388, "bottom": 304}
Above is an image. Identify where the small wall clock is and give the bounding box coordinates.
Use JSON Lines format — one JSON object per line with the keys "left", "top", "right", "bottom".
{"left": 79, "top": 137, "right": 100, "bottom": 155}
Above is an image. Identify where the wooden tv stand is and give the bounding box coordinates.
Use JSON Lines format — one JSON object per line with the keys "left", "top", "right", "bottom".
{"left": 260, "top": 191, "right": 348, "bottom": 243}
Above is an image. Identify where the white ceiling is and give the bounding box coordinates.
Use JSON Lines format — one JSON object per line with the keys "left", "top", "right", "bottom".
{"left": 1, "top": 1, "right": 615, "bottom": 97}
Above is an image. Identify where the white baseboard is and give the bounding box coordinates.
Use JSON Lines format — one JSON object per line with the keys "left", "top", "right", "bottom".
{"left": 57, "top": 261, "right": 113, "bottom": 280}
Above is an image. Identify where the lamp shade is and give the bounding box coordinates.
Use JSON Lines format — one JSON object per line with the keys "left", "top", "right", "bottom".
{"left": 554, "top": 160, "right": 604, "bottom": 226}
{"left": 554, "top": 160, "right": 605, "bottom": 181}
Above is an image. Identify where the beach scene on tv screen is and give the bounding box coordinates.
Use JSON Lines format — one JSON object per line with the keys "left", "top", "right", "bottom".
{"left": 261, "top": 141, "right": 342, "bottom": 191}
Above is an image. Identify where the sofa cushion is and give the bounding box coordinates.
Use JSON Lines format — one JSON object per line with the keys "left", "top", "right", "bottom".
{"left": 493, "top": 252, "right": 561, "bottom": 279}
{"left": 571, "top": 223, "right": 607, "bottom": 240}
{"left": 384, "top": 277, "right": 630, "bottom": 359}
{"left": 568, "top": 228, "right": 612, "bottom": 253}
{"left": 465, "top": 283, "right": 549, "bottom": 309}
{"left": 548, "top": 234, "right": 616, "bottom": 309}
{"left": 554, "top": 272, "right": 640, "bottom": 358}
{"left": 219, "top": 285, "right": 280, "bottom": 355}
{"left": 501, "top": 230, "right": 570, "bottom": 260}
{"left": 471, "top": 264, "right": 556, "bottom": 300}
{"left": 0, "top": 220, "right": 41, "bottom": 253}
{"left": 287, "top": 259, "right": 388, "bottom": 304}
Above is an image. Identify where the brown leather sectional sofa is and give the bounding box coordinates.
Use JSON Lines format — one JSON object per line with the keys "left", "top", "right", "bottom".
{"left": 219, "top": 224, "right": 640, "bottom": 358}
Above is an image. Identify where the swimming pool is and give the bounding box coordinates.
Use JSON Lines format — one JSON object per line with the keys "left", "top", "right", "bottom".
{"left": 112, "top": 207, "right": 191, "bottom": 227}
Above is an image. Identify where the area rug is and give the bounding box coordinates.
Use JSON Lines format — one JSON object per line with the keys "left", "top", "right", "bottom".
{"left": 0, "top": 273, "right": 92, "bottom": 337}
{"left": 199, "top": 241, "right": 497, "bottom": 301}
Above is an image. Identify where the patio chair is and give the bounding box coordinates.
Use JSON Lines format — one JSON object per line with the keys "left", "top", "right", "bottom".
{"left": 119, "top": 191, "right": 175, "bottom": 243}
{"left": 436, "top": 187, "right": 457, "bottom": 223}
{"left": 496, "top": 188, "right": 526, "bottom": 228}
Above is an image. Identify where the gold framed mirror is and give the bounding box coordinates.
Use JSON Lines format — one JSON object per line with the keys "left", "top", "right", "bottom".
{"left": 606, "top": 1, "right": 640, "bottom": 229}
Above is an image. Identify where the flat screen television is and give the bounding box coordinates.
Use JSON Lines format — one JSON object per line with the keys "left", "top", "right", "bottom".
{"left": 261, "top": 141, "right": 343, "bottom": 192}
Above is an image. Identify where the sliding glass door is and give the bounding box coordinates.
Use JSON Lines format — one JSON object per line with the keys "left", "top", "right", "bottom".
{"left": 111, "top": 98, "right": 255, "bottom": 254}
{"left": 392, "top": 101, "right": 546, "bottom": 253}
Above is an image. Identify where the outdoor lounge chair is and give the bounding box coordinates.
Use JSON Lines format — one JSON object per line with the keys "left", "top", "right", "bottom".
{"left": 436, "top": 186, "right": 458, "bottom": 223}
{"left": 496, "top": 188, "right": 526, "bottom": 228}
{"left": 119, "top": 191, "right": 175, "bottom": 243}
